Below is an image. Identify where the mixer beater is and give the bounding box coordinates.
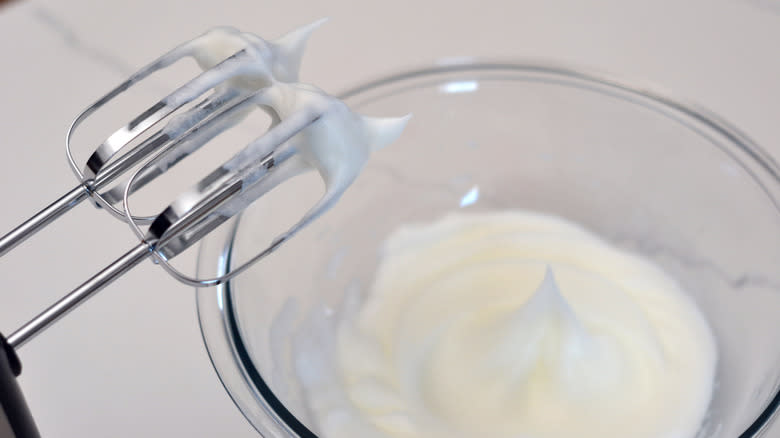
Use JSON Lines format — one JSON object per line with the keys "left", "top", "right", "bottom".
{"left": 0, "top": 22, "right": 409, "bottom": 438}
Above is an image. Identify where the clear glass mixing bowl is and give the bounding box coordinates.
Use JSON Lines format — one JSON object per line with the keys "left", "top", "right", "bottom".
{"left": 196, "top": 61, "right": 780, "bottom": 438}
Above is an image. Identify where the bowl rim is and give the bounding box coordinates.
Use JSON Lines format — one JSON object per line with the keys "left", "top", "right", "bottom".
{"left": 195, "top": 59, "right": 780, "bottom": 438}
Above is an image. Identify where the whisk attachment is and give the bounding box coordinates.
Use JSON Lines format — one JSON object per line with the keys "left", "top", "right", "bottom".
{"left": 3, "top": 21, "right": 409, "bottom": 349}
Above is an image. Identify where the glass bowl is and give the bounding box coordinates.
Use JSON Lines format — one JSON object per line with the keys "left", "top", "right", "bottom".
{"left": 196, "top": 61, "right": 780, "bottom": 438}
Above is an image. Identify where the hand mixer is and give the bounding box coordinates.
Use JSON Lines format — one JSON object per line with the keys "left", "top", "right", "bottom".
{"left": 0, "top": 21, "right": 409, "bottom": 438}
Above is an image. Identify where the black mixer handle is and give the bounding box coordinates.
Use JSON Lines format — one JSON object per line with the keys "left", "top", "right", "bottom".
{"left": 0, "top": 332, "right": 40, "bottom": 438}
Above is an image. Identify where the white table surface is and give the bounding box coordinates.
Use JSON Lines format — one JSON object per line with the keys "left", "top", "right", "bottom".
{"left": 0, "top": 0, "right": 778, "bottom": 436}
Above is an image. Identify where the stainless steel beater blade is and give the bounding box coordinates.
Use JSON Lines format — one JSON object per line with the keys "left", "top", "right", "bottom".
{"left": 1, "top": 22, "right": 408, "bottom": 351}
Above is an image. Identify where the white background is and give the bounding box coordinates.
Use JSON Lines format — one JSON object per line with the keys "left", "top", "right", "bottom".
{"left": 0, "top": 0, "right": 778, "bottom": 436}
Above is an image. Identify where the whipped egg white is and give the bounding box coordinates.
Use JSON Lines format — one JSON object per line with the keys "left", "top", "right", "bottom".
{"left": 294, "top": 211, "right": 717, "bottom": 438}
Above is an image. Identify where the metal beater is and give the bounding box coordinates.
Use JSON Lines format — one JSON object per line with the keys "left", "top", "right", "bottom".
{"left": 0, "top": 22, "right": 406, "bottom": 438}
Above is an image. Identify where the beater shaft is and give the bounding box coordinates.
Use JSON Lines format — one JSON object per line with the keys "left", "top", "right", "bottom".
{"left": 6, "top": 243, "right": 151, "bottom": 349}
{"left": 0, "top": 186, "right": 89, "bottom": 257}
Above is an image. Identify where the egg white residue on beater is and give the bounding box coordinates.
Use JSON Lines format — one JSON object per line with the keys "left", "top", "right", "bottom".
{"left": 292, "top": 211, "right": 717, "bottom": 438}
{"left": 152, "top": 20, "right": 410, "bottom": 237}
{"left": 127, "top": 21, "right": 328, "bottom": 176}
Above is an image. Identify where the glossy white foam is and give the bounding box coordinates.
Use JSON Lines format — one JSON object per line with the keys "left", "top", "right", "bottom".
{"left": 294, "top": 211, "right": 717, "bottom": 438}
